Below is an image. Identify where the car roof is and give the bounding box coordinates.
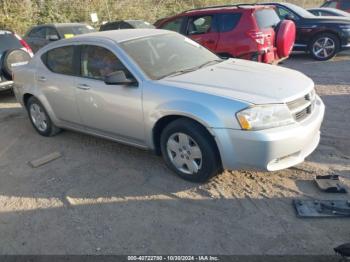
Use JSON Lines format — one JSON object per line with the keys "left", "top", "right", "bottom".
{"left": 70, "top": 29, "right": 171, "bottom": 43}
{"left": 183, "top": 4, "right": 272, "bottom": 15}
{"left": 32, "top": 23, "right": 88, "bottom": 28}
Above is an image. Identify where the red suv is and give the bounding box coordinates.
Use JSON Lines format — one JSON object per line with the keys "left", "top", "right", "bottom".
{"left": 155, "top": 4, "right": 296, "bottom": 64}
{"left": 322, "top": 0, "right": 350, "bottom": 12}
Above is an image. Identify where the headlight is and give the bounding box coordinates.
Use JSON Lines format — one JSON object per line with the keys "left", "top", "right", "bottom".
{"left": 236, "top": 104, "right": 295, "bottom": 131}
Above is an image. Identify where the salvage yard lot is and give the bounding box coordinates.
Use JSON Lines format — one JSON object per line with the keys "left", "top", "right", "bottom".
{"left": 0, "top": 53, "right": 349, "bottom": 255}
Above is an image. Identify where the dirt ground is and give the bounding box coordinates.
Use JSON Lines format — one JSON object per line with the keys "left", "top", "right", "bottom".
{"left": 0, "top": 51, "right": 349, "bottom": 255}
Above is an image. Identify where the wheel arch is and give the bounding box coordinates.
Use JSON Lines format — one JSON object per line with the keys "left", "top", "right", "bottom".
{"left": 152, "top": 114, "right": 219, "bottom": 160}
{"left": 308, "top": 30, "right": 341, "bottom": 48}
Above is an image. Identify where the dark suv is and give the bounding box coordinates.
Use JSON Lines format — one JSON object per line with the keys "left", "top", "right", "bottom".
{"left": 322, "top": 0, "right": 350, "bottom": 12}
{"left": 0, "top": 30, "right": 32, "bottom": 92}
{"left": 264, "top": 3, "right": 350, "bottom": 60}
{"left": 155, "top": 4, "right": 296, "bottom": 64}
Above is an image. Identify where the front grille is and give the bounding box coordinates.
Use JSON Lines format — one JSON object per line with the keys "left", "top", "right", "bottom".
{"left": 287, "top": 90, "right": 315, "bottom": 122}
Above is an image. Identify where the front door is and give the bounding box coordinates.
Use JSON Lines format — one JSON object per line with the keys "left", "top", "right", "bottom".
{"left": 75, "top": 45, "right": 145, "bottom": 145}
{"left": 186, "top": 15, "right": 219, "bottom": 52}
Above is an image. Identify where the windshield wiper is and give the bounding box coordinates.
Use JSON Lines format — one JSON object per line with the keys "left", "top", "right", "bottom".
{"left": 160, "top": 59, "right": 223, "bottom": 79}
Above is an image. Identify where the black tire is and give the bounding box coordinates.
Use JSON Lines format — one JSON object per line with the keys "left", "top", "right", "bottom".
{"left": 309, "top": 33, "right": 340, "bottom": 61}
{"left": 26, "top": 96, "right": 61, "bottom": 137}
{"left": 160, "top": 118, "right": 221, "bottom": 182}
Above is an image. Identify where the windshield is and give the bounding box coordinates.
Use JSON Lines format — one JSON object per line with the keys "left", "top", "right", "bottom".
{"left": 57, "top": 25, "right": 96, "bottom": 38}
{"left": 283, "top": 3, "right": 315, "bottom": 18}
{"left": 120, "top": 33, "right": 220, "bottom": 80}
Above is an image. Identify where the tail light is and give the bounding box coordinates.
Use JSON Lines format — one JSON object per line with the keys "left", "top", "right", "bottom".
{"left": 247, "top": 31, "right": 265, "bottom": 45}
{"left": 14, "top": 34, "right": 33, "bottom": 56}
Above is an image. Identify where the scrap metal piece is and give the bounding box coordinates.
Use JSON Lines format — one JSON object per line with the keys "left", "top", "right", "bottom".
{"left": 315, "top": 175, "right": 347, "bottom": 193}
{"left": 29, "top": 152, "right": 62, "bottom": 168}
{"left": 294, "top": 199, "right": 350, "bottom": 218}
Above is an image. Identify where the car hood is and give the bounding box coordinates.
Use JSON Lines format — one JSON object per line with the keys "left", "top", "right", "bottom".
{"left": 159, "top": 59, "right": 314, "bottom": 105}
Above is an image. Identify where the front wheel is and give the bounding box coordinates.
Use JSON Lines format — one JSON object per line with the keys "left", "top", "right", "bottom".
{"left": 26, "top": 96, "right": 61, "bottom": 137}
{"left": 160, "top": 118, "right": 221, "bottom": 182}
{"left": 309, "top": 33, "right": 339, "bottom": 61}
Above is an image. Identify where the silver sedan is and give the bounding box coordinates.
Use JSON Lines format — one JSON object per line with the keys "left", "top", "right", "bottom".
{"left": 13, "top": 29, "right": 325, "bottom": 182}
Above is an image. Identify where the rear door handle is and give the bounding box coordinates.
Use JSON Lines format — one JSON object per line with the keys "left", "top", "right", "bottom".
{"left": 37, "top": 76, "right": 47, "bottom": 82}
{"left": 77, "top": 84, "right": 91, "bottom": 90}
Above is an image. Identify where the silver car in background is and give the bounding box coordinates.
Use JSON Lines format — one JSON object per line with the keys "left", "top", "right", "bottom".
{"left": 13, "top": 29, "right": 325, "bottom": 182}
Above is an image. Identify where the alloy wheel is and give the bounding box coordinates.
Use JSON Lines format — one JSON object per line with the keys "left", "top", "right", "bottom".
{"left": 312, "top": 37, "right": 336, "bottom": 59}
{"left": 166, "top": 132, "right": 202, "bottom": 175}
{"left": 30, "top": 103, "right": 48, "bottom": 132}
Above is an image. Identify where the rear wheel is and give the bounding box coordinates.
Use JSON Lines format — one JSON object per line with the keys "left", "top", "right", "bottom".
{"left": 160, "top": 118, "right": 221, "bottom": 182}
{"left": 26, "top": 97, "right": 61, "bottom": 137}
{"left": 309, "top": 33, "right": 339, "bottom": 61}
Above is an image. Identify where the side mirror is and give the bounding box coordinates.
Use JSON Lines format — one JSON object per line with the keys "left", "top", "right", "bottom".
{"left": 104, "top": 71, "right": 137, "bottom": 86}
{"left": 48, "top": 35, "right": 59, "bottom": 41}
{"left": 285, "top": 14, "right": 295, "bottom": 21}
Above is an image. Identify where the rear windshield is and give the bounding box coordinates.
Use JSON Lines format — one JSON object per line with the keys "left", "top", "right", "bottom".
{"left": 57, "top": 25, "right": 95, "bottom": 38}
{"left": 127, "top": 20, "right": 155, "bottom": 29}
{"left": 255, "top": 9, "right": 281, "bottom": 29}
{"left": 0, "top": 31, "right": 21, "bottom": 54}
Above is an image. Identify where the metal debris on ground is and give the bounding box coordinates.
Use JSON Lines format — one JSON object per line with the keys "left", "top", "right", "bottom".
{"left": 294, "top": 199, "right": 350, "bottom": 218}
{"left": 29, "top": 152, "right": 62, "bottom": 168}
{"left": 315, "top": 175, "right": 348, "bottom": 193}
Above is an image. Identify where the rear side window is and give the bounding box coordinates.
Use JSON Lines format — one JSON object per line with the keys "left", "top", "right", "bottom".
{"left": 217, "top": 13, "right": 242, "bottom": 32}
{"left": 340, "top": 0, "right": 350, "bottom": 9}
{"left": 255, "top": 9, "right": 281, "bottom": 29}
{"left": 43, "top": 46, "right": 75, "bottom": 75}
{"left": 161, "top": 17, "right": 184, "bottom": 32}
{"left": 0, "top": 32, "right": 21, "bottom": 53}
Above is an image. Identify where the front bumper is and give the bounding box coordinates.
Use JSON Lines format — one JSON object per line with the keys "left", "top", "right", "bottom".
{"left": 0, "top": 80, "right": 13, "bottom": 92}
{"left": 212, "top": 96, "right": 325, "bottom": 171}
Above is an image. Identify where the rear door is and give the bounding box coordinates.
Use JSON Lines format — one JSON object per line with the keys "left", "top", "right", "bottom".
{"left": 38, "top": 45, "right": 81, "bottom": 125}
{"left": 185, "top": 15, "right": 219, "bottom": 51}
{"left": 214, "top": 12, "right": 243, "bottom": 57}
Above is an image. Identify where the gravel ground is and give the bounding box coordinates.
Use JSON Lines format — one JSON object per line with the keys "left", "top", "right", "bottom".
{"left": 0, "top": 51, "right": 349, "bottom": 255}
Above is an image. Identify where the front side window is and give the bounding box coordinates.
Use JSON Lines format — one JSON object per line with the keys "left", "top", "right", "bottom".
{"left": 44, "top": 46, "right": 75, "bottom": 75}
{"left": 217, "top": 13, "right": 242, "bottom": 32}
{"left": 80, "top": 45, "right": 129, "bottom": 80}
{"left": 187, "top": 16, "right": 213, "bottom": 35}
{"left": 161, "top": 17, "right": 184, "bottom": 32}
{"left": 120, "top": 33, "right": 220, "bottom": 80}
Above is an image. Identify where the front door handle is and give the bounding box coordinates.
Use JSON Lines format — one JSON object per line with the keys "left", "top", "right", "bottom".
{"left": 37, "top": 76, "right": 47, "bottom": 82}
{"left": 205, "top": 39, "right": 215, "bottom": 44}
{"left": 77, "top": 84, "right": 91, "bottom": 90}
